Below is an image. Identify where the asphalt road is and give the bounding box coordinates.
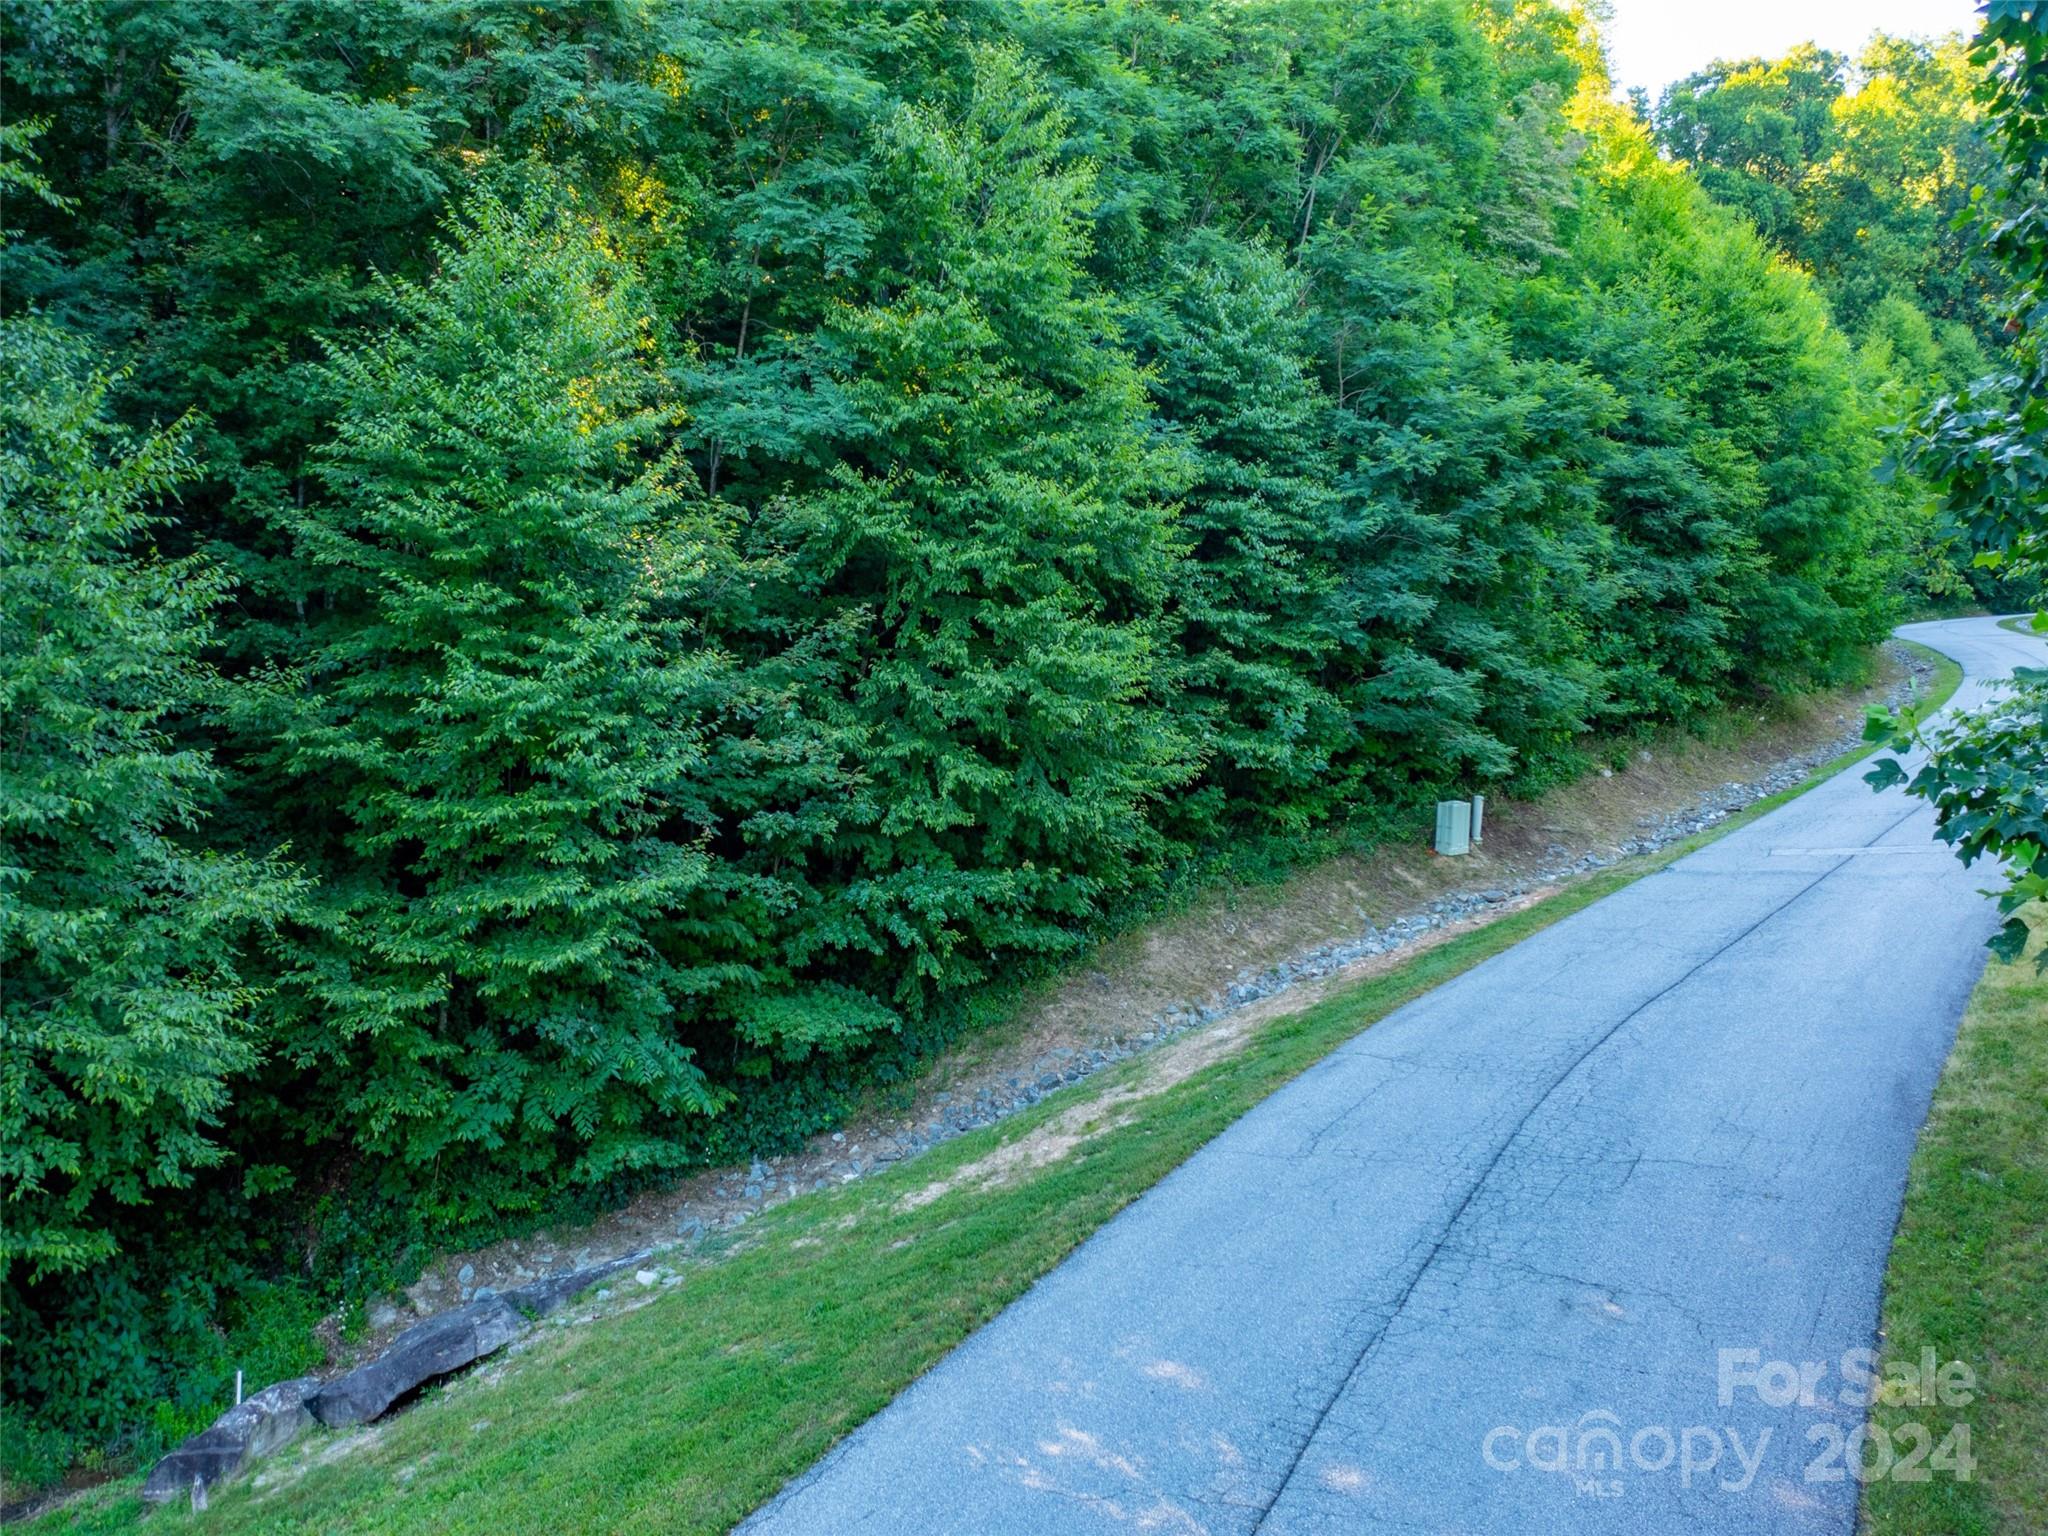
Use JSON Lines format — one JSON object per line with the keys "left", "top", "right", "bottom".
{"left": 740, "top": 616, "right": 2042, "bottom": 1536}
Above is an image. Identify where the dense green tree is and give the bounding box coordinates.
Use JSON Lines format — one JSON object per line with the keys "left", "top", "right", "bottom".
{"left": 1653, "top": 30, "right": 2030, "bottom": 615}
{"left": 1655, "top": 35, "right": 1992, "bottom": 339}
{"left": 715, "top": 49, "right": 1195, "bottom": 1023}
{"left": 0, "top": 316, "right": 305, "bottom": 1462}
{"left": 1819, "top": 36, "right": 1993, "bottom": 330}
{"left": 1855, "top": 296, "right": 1993, "bottom": 605}
{"left": 1564, "top": 145, "right": 1758, "bottom": 723}
{"left": 0, "top": 0, "right": 677, "bottom": 660}
{"left": 234, "top": 192, "right": 730, "bottom": 1206}
{"left": 1656, "top": 44, "right": 1850, "bottom": 251}
{"left": 0, "top": 318, "right": 293, "bottom": 1278}
{"left": 1131, "top": 233, "right": 1349, "bottom": 833}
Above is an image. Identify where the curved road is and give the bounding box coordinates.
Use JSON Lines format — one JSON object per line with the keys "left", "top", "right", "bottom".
{"left": 741, "top": 616, "right": 2043, "bottom": 1536}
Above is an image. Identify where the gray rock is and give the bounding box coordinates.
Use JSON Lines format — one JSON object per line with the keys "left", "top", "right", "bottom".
{"left": 142, "top": 1375, "right": 319, "bottom": 1503}
{"left": 305, "top": 1299, "right": 525, "bottom": 1427}
{"left": 367, "top": 1301, "right": 400, "bottom": 1331}
{"left": 501, "top": 1252, "right": 647, "bottom": 1318}
{"left": 456, "top": 1263, "right": 475, "bottom": 1286}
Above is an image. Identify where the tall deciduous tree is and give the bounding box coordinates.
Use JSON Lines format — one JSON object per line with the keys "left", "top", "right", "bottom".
{"left": 0, "top": 318, "right": 306, "bottom": 1466}
{"left": 736, "top": 48, "right": 1195, "bottom": 1028}
{"left": 239, "top": 192, "right": 730, "bottom": 1204}
{"left": 1, "top": 318, "right": 294, "bottom": 1278}
{"left": 1133, "top": 233, "right": 1349, "bottom": 835}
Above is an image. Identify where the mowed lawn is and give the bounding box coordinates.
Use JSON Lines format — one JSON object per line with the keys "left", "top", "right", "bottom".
{"left": 1865, "top": 905, "right": 2048, "bottom": 1536}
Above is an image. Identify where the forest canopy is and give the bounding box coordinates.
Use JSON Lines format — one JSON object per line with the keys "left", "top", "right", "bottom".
{"left": 0, "top": 0, "right": 2014, "bottom": 1479}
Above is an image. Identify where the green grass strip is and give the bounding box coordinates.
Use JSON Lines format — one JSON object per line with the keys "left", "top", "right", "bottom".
{"left": 1861, "top": 907, "right": 2048, "bottom": 1536}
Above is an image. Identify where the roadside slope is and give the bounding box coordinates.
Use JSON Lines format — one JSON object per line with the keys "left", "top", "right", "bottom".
{"left": 6, "top": 635, "right": 1972, "bottom": 1535}
{"left": 741, "top": 615, "right": 2032, "bottom": 1535}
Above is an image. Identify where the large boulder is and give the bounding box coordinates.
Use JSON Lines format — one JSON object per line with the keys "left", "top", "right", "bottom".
{"left": 141, "top": 1376, "right": 318, "bottom": 1504}
{"left": 305, "top": 1297, "right": 526, "bottom": 1428}
{"left": 136, "top": 1249, "right": 667, "bottom": 1503}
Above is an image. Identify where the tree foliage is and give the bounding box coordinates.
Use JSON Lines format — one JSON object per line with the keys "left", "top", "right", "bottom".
{"left": 1870, "top": 0, "right": 2048, "bottom": 969}
{"left": 0, "top": 0, "right": 1960, "bottom": 1471}
{"left": 1652, "top": 28, "right": 2025, "bottom": 613}
{"left": 0, "top": 321, "right": 294, "bottom": 1278}
{"left": 233, "top": 193, "right": 731, "bottom": 1201}
{"left": 1656, "top": 35, "right": 1992, "bottom": 339}
{"left": 0, "top": 318, "right": 304, "bottom": 1460}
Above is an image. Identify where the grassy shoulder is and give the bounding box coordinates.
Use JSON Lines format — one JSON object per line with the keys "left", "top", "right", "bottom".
{"left": 1895, "top": 639, "right": 1963, "bottom": 725}
{"left": 1739, "top": 638, "right": 1958, "bottom": 808}
{"left": 19, "top": 640, "right": 1967, "bottom": 1535}
{"left": 1863, "top": 906, "right": 2047, "bottom": 1536}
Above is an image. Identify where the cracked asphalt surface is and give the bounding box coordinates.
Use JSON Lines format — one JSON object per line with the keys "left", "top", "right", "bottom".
{"left": 738, "top": 617, "right": 2042, "bottom": 1536}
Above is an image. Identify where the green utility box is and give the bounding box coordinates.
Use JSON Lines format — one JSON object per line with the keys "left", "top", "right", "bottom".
{"left": 1435, "top": 799, "right": 1472, "bottom": 856}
